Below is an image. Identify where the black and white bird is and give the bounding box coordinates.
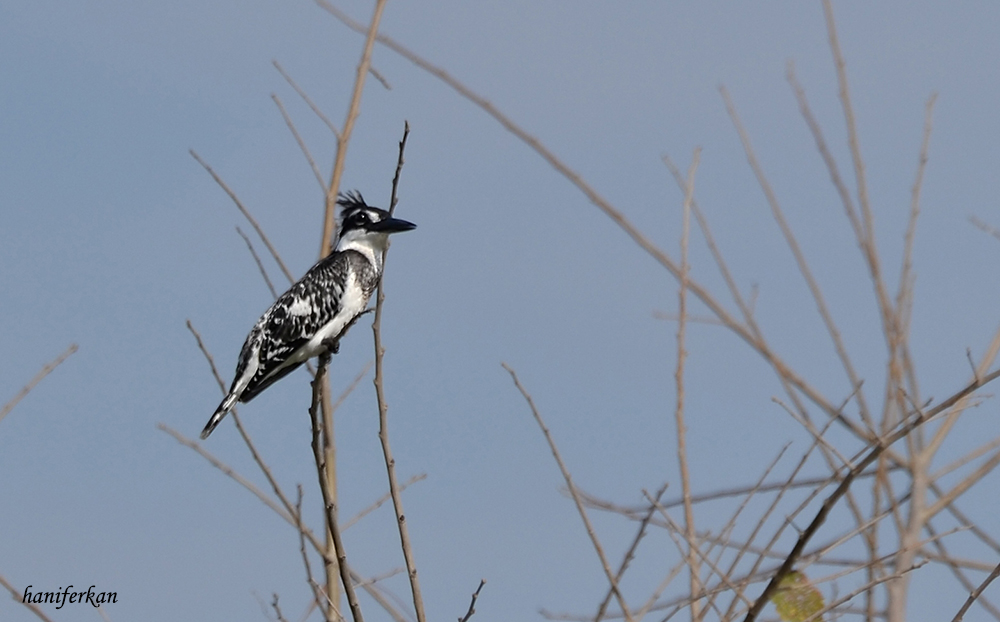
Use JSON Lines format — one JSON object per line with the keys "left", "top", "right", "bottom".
{"left": 200, "top": 191, "right": 416, "bottom": 439}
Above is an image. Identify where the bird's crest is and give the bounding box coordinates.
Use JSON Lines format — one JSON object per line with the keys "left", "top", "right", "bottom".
{"left": 337, "top": 190, "right": 369, "bottom": 214}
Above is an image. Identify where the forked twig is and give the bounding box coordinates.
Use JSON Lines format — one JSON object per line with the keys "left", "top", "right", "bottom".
{"left": 272, "top": 93, "right": 327, "bottom": 193}
{"left": 273, "top": 60, "right": 341, "bottom": 139}
{"left": 190, "top": 149, "right": 296, "bottom": 284}
{"left": 594, "top": 484, "right": 668, "bottom": 622}
{"left": 743, "top": 368, "right": 1000, "bottom": 622}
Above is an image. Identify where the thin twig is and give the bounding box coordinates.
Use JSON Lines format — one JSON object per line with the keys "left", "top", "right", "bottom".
{"left": 576, "top": 464, "right": 897, "bottom": 519}
{"left": 343, "top": 473, "right": 427, "bottom": 531}
{"left": 458, "top": 579, "right": 487, "bottom": 622}
{"left": 952, "top": 562, "right": 1000, "bottom": 622}
{"left": 674, "top": 148, "right": 701, "bottom": 619}
{"left": 273, "top": 60, "right": 341, "bottom": 139}
{"left": 297, "top": 485, "right": 331, "bottom": 621}
{"left": 369, "top": 66, "right": 392, "bottom": 90}
{"left": 971, "top": 216, "right": 1000, "bottom": 242}
{"left": 594, "top": 484, "right": 668, "bottom": 622}
{"left": 646, "top": 490, "right": 750, "bottom": 617}
{"left": 0, "top": 343, "right": 77, "bottom": 425}
{"left": 236, "top": 226, "right": 279, "bottom": 299}
{"left": 503, "top": 363, "right": 636, "bottom": 622}
{"left": 800, "top": 562, "right": 927, "bottom": 622}
{"left": 895, "top": 92, "right": 937, "bottom": 370}
{"left": 159, "top": 423, "right": 296, "bottom": 525}
{"left": 722, "top": 85, "right": 871, "bottom": 436}
{"left": 273, "top": 93, "right": 328, "bottom": 193}
{"left": 185, "top": 319, "right": 306, "bottom": 547}
{"left": 272, "top": 593, "right": 291, "bottom": 622}
{"left": 372, "top": 120, "right": 426, "bottom": 622}
{"left": 709, "top": 443, "right": 794, "bottom": 618}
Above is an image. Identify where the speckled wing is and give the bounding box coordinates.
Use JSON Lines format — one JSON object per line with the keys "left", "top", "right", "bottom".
{"left": 237, "top": 252, "right": 351, "bottom": 402}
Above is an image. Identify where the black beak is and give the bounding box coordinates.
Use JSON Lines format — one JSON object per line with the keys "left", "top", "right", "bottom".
{"left": 372, "top": 216, "right": 417, "bottom": 234}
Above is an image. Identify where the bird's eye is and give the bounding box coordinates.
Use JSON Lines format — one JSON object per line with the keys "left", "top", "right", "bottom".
{"left": 356, "top": 212, "right": 368, "bottom": 223}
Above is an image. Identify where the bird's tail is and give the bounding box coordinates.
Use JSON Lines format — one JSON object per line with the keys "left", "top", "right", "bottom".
{"left": 201, "top": 392, "right": 240, "bottom": 439}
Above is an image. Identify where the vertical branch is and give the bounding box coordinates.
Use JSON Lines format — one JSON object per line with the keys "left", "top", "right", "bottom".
{"left": 321, "top": 382, "right": 339, "bottom": 612}
{"left": 674, "top": 149, "right": 701, "bottom": 620}
{"left": 896, "top": 92, "right": 937, "bottom": 369}
{"left": 372, "top": 122, "right": 426, "bottom": 622}
{"left": 311, "top": 355, "right": 364, "bottom": 622}
{"left": 315, "top": 4, "right": 389, "bottom": 607}
{"left": 885, "top": 92, "right": 938, "bottom": 622}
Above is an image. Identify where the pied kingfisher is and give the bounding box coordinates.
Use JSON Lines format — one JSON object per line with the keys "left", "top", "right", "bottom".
{"left": 200, "top": 191, "right": 416, "bottom": 439}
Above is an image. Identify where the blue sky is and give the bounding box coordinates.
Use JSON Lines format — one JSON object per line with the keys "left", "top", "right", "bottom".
{"left": 2, "top": 2, "right": 1000, "bottom": 621}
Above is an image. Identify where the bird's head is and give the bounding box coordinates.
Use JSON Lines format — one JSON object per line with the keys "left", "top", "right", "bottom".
{"left": 335, "top": 191, "right": 416, "bottom": 254}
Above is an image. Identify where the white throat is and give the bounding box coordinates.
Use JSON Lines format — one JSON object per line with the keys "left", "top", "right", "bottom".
{"left": 336, "top": 230, "right": 389, "bottom": 271}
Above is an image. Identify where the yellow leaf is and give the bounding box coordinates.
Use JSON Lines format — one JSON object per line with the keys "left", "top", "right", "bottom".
{"left": 771, "top": 570, "right": 825, "bottom": 622}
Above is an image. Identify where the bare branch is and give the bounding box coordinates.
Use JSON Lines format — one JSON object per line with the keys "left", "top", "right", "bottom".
{"left": 296, "top": 485, "right": 330, "bottom": 621}
{"left": 721, "top": 84, "right": 873, "bottom": 436}
{"left": 272, "top": 593, "right": 290, "bottom": 622}
{"left": 594, "top": 484, "right": 667, "bottom": 622}
{"left": 159, "top": 423, "right": 295, "bottom": 525}
{"left": 369, "top": 66, "right": 392, "bottom": 90}
{"left": 371, "top": 121, "right": 426, "bottom": 622}
{"left": 951, "top": 560, "right": 1000, "bottom": 622}
{"left": 311, "top": 355, "right": 364, "bottom": 622}
{"left": 673, "top": 148, "right": 702, "bottom": 619}
{"left": 343, "top": 473, "right": 427, "bottom": 531}
{"left": 971, "top": 216, "right": 1000, "bottom": 242}
{"left": 743, "top": 367, "right": 1000, "bottom": 621}
{"left": 458, "top": 579, "right": 487, "bottom": 622}
{"left": 322, "top": 0, "right": 890, "bottom": 466}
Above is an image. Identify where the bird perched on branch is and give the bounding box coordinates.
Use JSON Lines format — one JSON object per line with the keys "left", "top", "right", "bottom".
{"left": 200, "top": 191, "right": 416, "bottom": 439}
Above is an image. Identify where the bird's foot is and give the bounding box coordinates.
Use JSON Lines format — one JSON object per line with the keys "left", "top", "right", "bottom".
{"left": 321, "top": 336, "right": 340, "bottom": 355}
